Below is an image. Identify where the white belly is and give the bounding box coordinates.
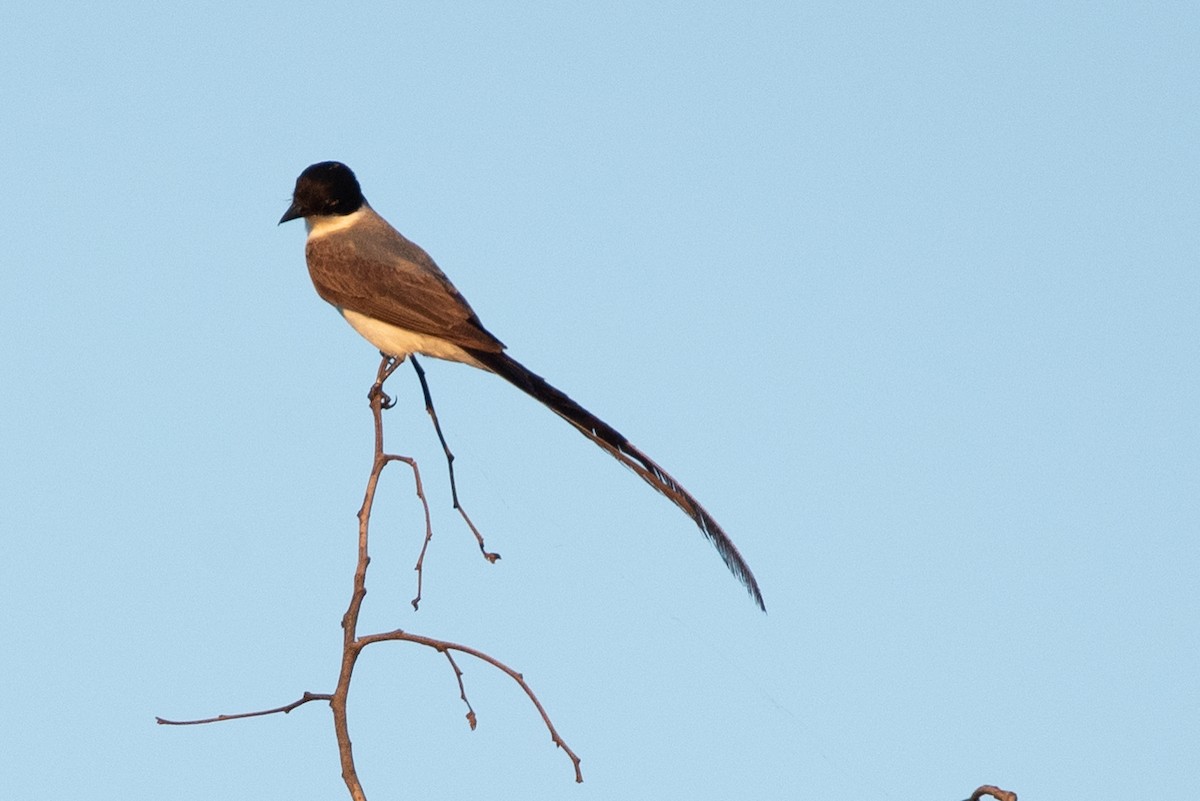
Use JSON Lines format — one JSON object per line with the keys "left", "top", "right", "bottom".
{"left": 339, "top": 308, "right": 484, "bottom": 367}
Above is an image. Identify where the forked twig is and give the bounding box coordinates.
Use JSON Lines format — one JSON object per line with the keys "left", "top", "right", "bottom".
{"left": 358, "top": 627, "right": 583, "bottom": 783}
{"left": 158, "top": 354, "right": 582, "bottom": 799}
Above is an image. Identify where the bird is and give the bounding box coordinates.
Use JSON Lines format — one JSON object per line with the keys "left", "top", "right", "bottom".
{"left": 280, "top": 161, "right": 764, "bottom": 611}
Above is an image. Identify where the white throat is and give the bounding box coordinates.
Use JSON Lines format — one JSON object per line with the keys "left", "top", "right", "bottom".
{"left": 305, "top": 206, "right": 369, "bottom": 239}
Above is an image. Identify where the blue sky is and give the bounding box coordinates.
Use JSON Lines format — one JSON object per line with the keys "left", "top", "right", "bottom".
{"left": 2, "top": 3, "right": 1196, "bottom": 799}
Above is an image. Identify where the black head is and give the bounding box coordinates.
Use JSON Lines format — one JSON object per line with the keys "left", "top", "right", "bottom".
{"left": 279, "top": 161, "right": 365, "bottom": 224}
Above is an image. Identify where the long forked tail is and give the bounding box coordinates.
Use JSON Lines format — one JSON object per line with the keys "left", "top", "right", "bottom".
{"left": 467, "top": 349, "right": 765, "bottom": 611}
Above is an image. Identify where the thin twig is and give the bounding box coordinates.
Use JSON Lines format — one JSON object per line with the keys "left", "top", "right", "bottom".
{"left": 410, "top": 356, "right": 501, "bottom": 564}
{"left": 442, "top": 650, "right": 477, "bottom": 730}
{"left": 357, "top": 627, "right": 583, "bottom": 783}
{"left": 155, "top": 692, "right": 333, "bottom": 726}
{"left": 387, "top": 452, "right": 434, "bottom": 611}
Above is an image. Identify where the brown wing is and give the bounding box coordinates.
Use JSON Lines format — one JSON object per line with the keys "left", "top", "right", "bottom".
{"left": 305, "top": 209, "right": 505, "bottom": 353}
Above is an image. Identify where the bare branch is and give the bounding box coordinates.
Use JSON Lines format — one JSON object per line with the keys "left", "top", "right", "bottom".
{"left": 155, "top": 692, "right": 333, "bottom": 726}
{"left": 442, "top": 650, "right": 477, "bottom": 730}
{"left": 335, "top": 355, "right": 583, "bottom": 793}
{"left": 968, "top": 785, "right": 1018, "bottom": 801}
{"left": 381, "top": 452, "right": 434, "bottom": 611}
{"left": 358, "top": 627, "right": 583, "bottom": 783}
{"left": 161, "top": 353, "right": 583, "bottom": 798}
{"left": 325, "top": 355, "right": 405, "bottom": 801}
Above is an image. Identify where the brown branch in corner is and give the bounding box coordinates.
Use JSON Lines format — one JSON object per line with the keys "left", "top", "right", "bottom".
{"left": 968, "top": 785, "right": 1017, "bottom": 801}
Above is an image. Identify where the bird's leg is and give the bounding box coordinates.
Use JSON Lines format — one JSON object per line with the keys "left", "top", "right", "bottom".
{"left": 410, "top": 356, "right": 500, "bottom": 563}
{"left": 369, "top": 353, "right": 403, "bottom": 409}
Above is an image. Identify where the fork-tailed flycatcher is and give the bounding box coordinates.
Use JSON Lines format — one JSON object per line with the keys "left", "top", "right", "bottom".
{"left": 280, "top": 161, "right": 764, "bottom": 610}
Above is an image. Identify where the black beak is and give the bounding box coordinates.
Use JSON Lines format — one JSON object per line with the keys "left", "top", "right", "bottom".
{"left": 278, "top": 201, "right": 305, "bottom": 225}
